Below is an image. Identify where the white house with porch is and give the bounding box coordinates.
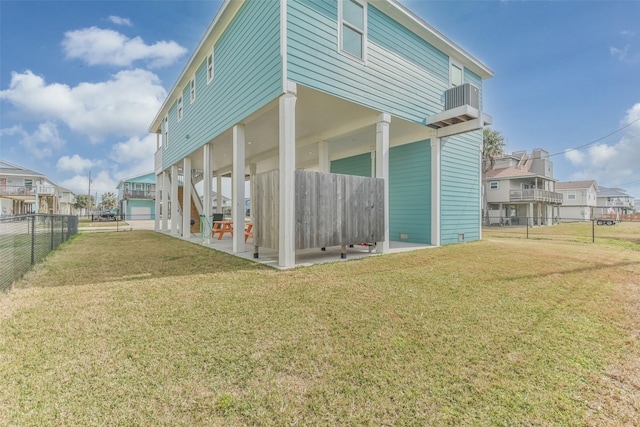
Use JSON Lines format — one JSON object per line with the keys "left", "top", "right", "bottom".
{"left": 150, "top": 0, "right": 493, "bottom": 267}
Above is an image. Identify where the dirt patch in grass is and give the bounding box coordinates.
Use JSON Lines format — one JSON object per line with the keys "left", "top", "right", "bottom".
{"left": 1, "top": 232, "right": 639, "bottom": 425}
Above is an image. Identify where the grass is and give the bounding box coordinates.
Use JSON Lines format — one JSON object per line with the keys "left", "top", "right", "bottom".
{"left": 483, "top": 220, "right": 640, "bottom": 249}
{"left": 1, "top": 231, "right": 639, "bottom": 425}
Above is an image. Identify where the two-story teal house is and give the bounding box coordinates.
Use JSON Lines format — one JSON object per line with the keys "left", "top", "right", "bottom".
{"left": 116, "top": 172, "right": 156, "bottom": 220}
{"left": 150, "top": 0, "right": 492, "bottom": 267}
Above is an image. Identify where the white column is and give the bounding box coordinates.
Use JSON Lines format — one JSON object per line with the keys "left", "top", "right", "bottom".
{"left": 279, "top": 81, "right": 297, "bottom": 267}
{"left": 216, "top": 173, "right": 223, "bottom": 214}
{"left": 318, "top": 140, "right": 330, "bottom": 173}
{"left": 431, "top": 137, "right": 441, "bottom": 246}
{"left": 203, "top": 143, "right": 213, "bottom": 241}
{"left": 375, "top": 113, "right": 391, "bottom": 254}
{"left": 182, "top": 157, "right": 192, "bottom": 239}
{"left": 154, "top": 173, "right": 161, "bottom": 231}
{"left": 249, "top": 162, "right": 257, "bottom": 223}
{"left": 162, "top": 170, "right": 169, "bottom": 232}
{"left": 232, "top": 124, "right": 246, "bottom": 253}
{"left": 170, "top": 164, "right": 179, "bottom": 235}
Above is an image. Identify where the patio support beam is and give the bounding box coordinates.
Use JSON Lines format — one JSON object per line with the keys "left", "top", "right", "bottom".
{"left": 318, "top": 140, "right": 330, "bottom": 172}
{"left": 431, "top": 137, "right": 441, "bottom": 246}
{"left": 279, "top": 81, "right": 297, "bottom": 268}
{"left": 203, "top": 143, "right": 213, "bottom": 242}
{"left": 216, "top": 173, "right": 223, "bottom": 213}
{"left": 376, "top": 112, "right": 391, "bottom": 254}
{"left": 162, "top": 170, "right": 169, "bottom": 232}
{"left": 232, "top": 124, "right": 246, "bottom": 253}
{"left": 154, "top": 172, "right": 161, "bottom": 231}
{"left": 170, "top": 164, "right": 179, "bottom": 236}
{"left": 182, "top": 157, "right": 192, "bottom": 239}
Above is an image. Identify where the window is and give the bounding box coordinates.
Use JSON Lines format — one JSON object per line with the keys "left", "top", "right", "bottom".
{"left": 340, "top": 0, "right": 366, "bottom": 60}
{"left": 207, "top": 49, "right": 214, "bottom": 83}
{"left": 24, "top": 179, "right": 32, "bottom": 189}
{"left": 451, "top": 62, "right": 463, "bottom": 87}
{"left": 567, "top": 191, "right": 576, "bottom": 200}
{"left": 489, "top": 181, "right": 499, "bottom": 190}
{"left": 189, "top": 77, "right": 195, "bottom": 103}
{"left": 163, "top": 117, "right": 169, "bottom": 148}
{"left": 177, "top": 96, "right": 183, "bottom": 121}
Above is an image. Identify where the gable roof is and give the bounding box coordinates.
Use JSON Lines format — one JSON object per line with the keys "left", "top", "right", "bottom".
{"left": 0, "top": 159, "right": 47, "bottom": 179}
{"left": 556, "top": 180, "right": 598, "bottom": 191}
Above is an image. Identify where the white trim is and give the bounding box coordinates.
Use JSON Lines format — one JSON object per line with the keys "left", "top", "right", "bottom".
{"left": 177, "top": 96, "right": 183, "bottom": 121}
{"left": 338, "top": 0, "right": 368, "bottom": 63}
{"left": 450, "top": 59, "right": 463, "bottom": 87}
{"left": 431, "top": 137, "right": 441, "bottom": 247}
{"left": 163, "top": 116, "right": 169, "bottom": 149}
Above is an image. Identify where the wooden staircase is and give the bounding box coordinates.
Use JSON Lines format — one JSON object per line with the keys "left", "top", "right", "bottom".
{"left": 177, "top": 187, "right": 200, "bottom": 234}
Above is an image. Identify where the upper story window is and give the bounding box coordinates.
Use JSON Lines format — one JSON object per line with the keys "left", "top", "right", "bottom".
{"left": 567, "top": 191, "right": 576, "bottom": 200}
{"left": 24, "top": 178, "right": 33, "bottom": 189}
{"left": 177, "top": 96, "right": 183, "bottom": 121}
{"left": 207, "top": 49, "right": 214, "bottom": 83}
{"left": 489, "top": 181, "right": 499, "bottom": 190}
{"left": 189, "top": 77, "right": 195, "bottom": 103}
{"left": 339, "top": 0, "right": 366, "bottom": 61}
{"left": 450, "top": 62, "right": 463, "bottom": 87}
{"left": 163, "top": 116, "right": 169, "bottom": 149}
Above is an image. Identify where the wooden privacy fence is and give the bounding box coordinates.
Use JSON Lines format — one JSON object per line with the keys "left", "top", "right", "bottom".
{"left": 251, "top": 170, "right": 385, "bottom": 251}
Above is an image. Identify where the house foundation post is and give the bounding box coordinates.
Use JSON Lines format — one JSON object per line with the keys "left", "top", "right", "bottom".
{"left": 170, "top": 164, "right": 180, "bottom": 236}
{"left": 431, "top": 137, "right": 441, "bottom": 246}
{"left": 232, "top": 124, "right": 246, "bottom": 253}
{"left": 216, "top": 173, "right": 223, "bottom": 214}
{"left": 162, "top": 170, "right": 169, "bottom": 232}
{"left": 182, "top": 157, "right": 192, "bottom": 239}
{"left": 376, "top": 112, "right": 391, "bottom": 254}
{"left": 279, "top": 81, "right": 297, "bottom": 268}
{"left": 203, "top": 143, "right": 213, "bottom": 242}
{"left": 154, "top": 172, "right": 161, "bottom": 231}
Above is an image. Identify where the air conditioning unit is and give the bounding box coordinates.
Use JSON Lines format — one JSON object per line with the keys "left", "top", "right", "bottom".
{"left": 445, "top": 83, "right": 479, "bottom": 110}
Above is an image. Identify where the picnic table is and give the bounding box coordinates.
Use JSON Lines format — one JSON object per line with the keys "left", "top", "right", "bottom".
{"left": 212, "top": 220, "right": 233, "bottom": 240}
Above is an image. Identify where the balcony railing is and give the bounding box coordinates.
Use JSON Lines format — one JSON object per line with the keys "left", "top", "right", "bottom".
{"left": 510, "top": 189, "right": 563, "bottom": 204}
{"left": 0, "top": 185, "right": 35, "bottom": 197}
{"left": 124, "top": 190, "right": 156, "bottom": 199}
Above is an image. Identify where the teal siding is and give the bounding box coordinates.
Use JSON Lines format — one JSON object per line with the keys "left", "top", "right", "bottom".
{"left": 287, "top": 0, "right": 450, "bottom": 125}
{"left": 163, "top": 0, "right": 282, "bottom": 169}
{"left": 389, "top": 140, "right": 430, "bottom": 244}
{"left": 330, "top": 153, "right": 372, "bottom": 177}
{"left": 127, "top": 172, "right": 155, "bottom": 184}
{"left": 440, "top": 131, "right": 481, "bottom": 244}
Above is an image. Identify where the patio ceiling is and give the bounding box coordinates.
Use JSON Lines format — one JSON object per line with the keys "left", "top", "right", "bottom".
{"left": 186, "top": 84, "right": 433, "bottom": 176}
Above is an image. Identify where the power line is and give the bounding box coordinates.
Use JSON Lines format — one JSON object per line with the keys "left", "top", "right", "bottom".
{"left": 548, "top": 115, "right": 640, "bottom": 158}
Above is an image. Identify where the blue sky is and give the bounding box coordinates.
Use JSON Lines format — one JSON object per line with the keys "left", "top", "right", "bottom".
{"left": 1, "top": 0, "right": 639, "bottom": 200}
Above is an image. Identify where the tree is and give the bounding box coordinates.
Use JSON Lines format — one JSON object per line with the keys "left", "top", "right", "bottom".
{"left": 100, "top": 192, "right": 118, "bottom": 211}
{"left": 73, "top": 194, "right": 94, "bottom": 210}
{"left": 482, "top": 128, "right": 506, "bottom": 173}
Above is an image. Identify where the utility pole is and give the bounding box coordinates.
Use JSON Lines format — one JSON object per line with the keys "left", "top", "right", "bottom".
{"left": 87, "top": 170, "right": 92, "bottom": 218}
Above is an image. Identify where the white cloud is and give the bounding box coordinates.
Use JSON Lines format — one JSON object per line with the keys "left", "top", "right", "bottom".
{"left": 108, "top": 16, "right": 132, "bottom": 27}
{"left": 62, "top": 27, "right": 187, "bottom": 68}
{"left": 564, "top": 149, "right": 585, "bottom": 165}
{"left": 568, "top": 102, "right": 640, "bottom": 197}
{"left": 110, "top": 134, "right": 156, "bottom": 171}
{"left": 57, "top": 154, "right": 96, "bottom": 174}
{"left": 610, "top": 44, "right": 640, "bottom": 64}
{"left": 0, "top": 69, "right": 166, "bottom": 142}
{"left": 61, "top": 170, "right": 117, "bottom": 197}
{"left": 9, "top": 122, "right": 65, "bottom": 159}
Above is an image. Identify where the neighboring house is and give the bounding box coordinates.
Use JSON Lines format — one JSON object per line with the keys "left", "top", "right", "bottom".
{"left": 0, "top": 159, "right": 67, "bottom": 216}
{"left": 58, "top": 187, "right": 78, "bottom": 216}
{"left": 483, "top": 149, "right": 563, "bottom": 226}
{"left": 116, "top": 172, "right": 156, "bottom": 220}
{"left": 199, "top": 191, "right": 231, "bottom": 214}
{"left": 149, "top": 0, "right": 493, "bottom": 267}
{"left": 556, "top": 180, "right": 598, "bottom": 221}
{"left": 595, "top": 187, "right": 635, "bottom": 218}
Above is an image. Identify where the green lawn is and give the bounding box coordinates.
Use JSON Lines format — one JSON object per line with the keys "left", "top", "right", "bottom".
{"left": 1, "top": 231, "right": 639, "bottom": 426}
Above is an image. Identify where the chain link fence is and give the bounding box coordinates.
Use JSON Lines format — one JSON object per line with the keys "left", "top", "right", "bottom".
{"left": 0, "top": 214, "right": 78, "bottom": 292}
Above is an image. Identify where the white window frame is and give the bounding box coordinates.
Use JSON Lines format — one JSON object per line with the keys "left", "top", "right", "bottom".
{"left": 450, "top": 60, "right": 463, "bottom": 87}
{"left": 163, "top": 116, "right": 169, "bottom": 149}
{"left": 489, "top": 181, "right": 499, "bottom": 190}
{"left": 177, "top": 96, "right": 183, "bottom": 121}
{"left": 206, "top": 49, "right": 214, "bottom": 84}
{"left": 567, "top": 191, "right": 576, "bottom": 200}
{"left": 338, "top": 0, "right": 367, "bottom": 62}
{"left": 189, "top": 77, "right": 196, "bottom": 103}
